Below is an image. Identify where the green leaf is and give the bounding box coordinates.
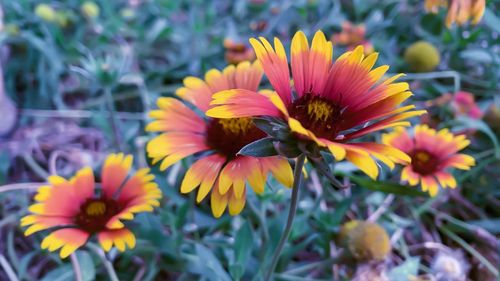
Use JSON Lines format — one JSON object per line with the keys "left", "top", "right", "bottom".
{"left": 387, "top": 257, "right": 420, "bottom": 281}
{"left": 231, "top": 221, "right": 253, "bottom": 280}
{"left": 483, "top": 8, "right": 500, "bottom": 33}
{"left": 454, "top": 116, "right": 500, "bottom": 158}
{"left": 40, "top": 265, "right": 73, "bottom": 281}
{"left": 238, "top": 137, "right": 277, "bottom": 157}
{"left": 187, "top": 244, "right": 232, "bottom": 281}
{"left": 460, "top": 49, "right": 496, "bottom": 64}
{"left": 76, "top": 251, "right": 95, "bottom": 281}
{"left": 468, "top": 218, "right": 500, "bottom": 234}
{"left": 350, "top": 176, "right": 428, "bottom": 197}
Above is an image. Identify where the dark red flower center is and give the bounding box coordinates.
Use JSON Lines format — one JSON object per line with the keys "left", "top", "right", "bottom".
{"left": 288, "top": 94, "right": 344, "bottom": 140}
{"left": 74, "top": 198, "right": 121, "bottom": 233}
{"left": 206, "top": 118, "right": 266, "bottom": 158}
{"left": 410, "top": 149, "right": 440, "bottom": 175}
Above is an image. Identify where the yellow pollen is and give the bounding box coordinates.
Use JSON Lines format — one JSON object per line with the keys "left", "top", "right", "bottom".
{"left": 415, "top": 151, "right": 430, "bottom": 163}
{"left": 85, "top": 201, "right": 106, "bottom": 216}
{"left": 307, "top": 100, "right": 333, "bottom": 122}
{"left": 218, "top": 118, "right": 253, "bottom": 134}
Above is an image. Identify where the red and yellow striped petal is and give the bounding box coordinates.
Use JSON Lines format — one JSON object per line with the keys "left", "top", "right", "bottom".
{"left": 401, "top": 166, "right": 421, "bottom": 186}
{"left": 180, "top": 154, "right": 225, "bottom": 203}
{"left": 28, "top": 176, "right": 83, "bottom": 217}
{"left": 207, "top": 89, "right": 282, "bottom": 118}
{"left": 41, "top": 228, "right": 89, "bottom": 258}
{"left": 435, "top": 171, "right": 457, "bottom": 189}
{"left": 98, "top": 228, "right": 136, "bottom": 252}
{"left": 381, "top": 127, "right": 414, "bottom": 153}
{"left": 21, "top": 215, "right": 74, "bottom": 236}
{"left": 260, "top": 156, "right": 293, "bottom": 188}
{"left": 146, "top": 97, "right": 206, "bottom": 133}
{"left": 249, "top": 36, "right": 292, "bottom": 105}
{"left": 147, "top": 132, "right": 209, "bottom": 171}
{"left": 102, "top": 153, "right": 133, "bottom": 198}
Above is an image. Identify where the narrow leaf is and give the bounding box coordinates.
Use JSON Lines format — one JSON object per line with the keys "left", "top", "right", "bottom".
{"left": 350, "top": 176, "right": 428, "bottom": 197}
{"left": 238, "top": 137, "right": 277, "bottom": 157}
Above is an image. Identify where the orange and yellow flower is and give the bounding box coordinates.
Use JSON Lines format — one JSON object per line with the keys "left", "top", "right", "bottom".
{"left": 382, "top": 125, "right": 475, "bottom": 196}
{"left": 224, "top": 38, "right": 256, "bottom": 65}
{"left": 424, "top": 0, "right": 485, "bottom": 28}
{"left": 146, "top": 61, "right": 293, "bottom": 218}
{"left": 207, "top": 30, "right": 425, "bottom": 179}
{"left": 331, "top": 22, "right": 374, "bottom": 55}
{"left": 21, "top": 154, "right": 161, "bottom": 258}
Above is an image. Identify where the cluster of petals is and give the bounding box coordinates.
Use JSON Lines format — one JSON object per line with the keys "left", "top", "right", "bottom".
{"left": 382, "top": 125, "right": 475, "bottom": 196}
{"left": 424, "top": 0, "right": 485, "bottom": 27}
{"left": 208, "top": 30, "right": 426, "bottom": 179}
{"left": 21, "top": 154, "right": 162, "bottom": 258}
{"left": 146, "top": 61, "right": 293, "bottom": 218}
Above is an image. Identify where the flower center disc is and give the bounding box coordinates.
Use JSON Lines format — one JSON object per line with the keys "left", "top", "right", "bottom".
{"left": 75, "top": 198, "right": 120, "bottom": 233}
{"left": 410, "top": 150, "right": 439, "bottom": 175}
{"left": 288, "top": 94, "right": 343, "bottom": 140}
{"left": 206, "top": 117, "right": 266, "bottom": 158}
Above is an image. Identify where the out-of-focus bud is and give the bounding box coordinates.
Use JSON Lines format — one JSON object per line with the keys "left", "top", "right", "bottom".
{"left": 431, "top": 250, "right": 469, "bottom": 281}
{"left": 250, "top": 20, "right": 268, "bottom": 31}
{"left": 120, "top": 8, "right": 135, "bottom": 20}
{"left": 3, "top": 24, "right": 20, "bottom": 36}
{"left": 35, "top": 4, "right": 57, "bottom": 23}
{"left": 223, "top": 39, "right": 256, "bottom": 65}
{"left": 55, "top": 11, "right": 71, "bottom": 28}
{"left": 339, "top": 220, "right": 391, "bottom": 261}
{"left": 81, "top": 1, "right": 100, "bottom": 19}
{"left": 404, "top": 41, "right": 440, "bottom": 72}
{"left": 484, "top": 103, "right": 500, "bottom": 134}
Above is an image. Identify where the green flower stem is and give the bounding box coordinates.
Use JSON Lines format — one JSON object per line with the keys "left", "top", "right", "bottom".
{"left": 264, "top": 154, "right": 306, "bottom": 281}
{"left": 395, "top": 71, "right": 461, "bottom": 93}
{"left": 87, "top": 243, "right": 120, "bottom": 281}
{"left": 70, "top": 253, "right": 83, "bottom": 281}
{"left": 104, "top": 87, "right": 124, "bottom": 152}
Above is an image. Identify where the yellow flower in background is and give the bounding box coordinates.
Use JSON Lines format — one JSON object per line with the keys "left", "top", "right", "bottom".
{"left": 382, "top": 125, "right": 475, "bottom": 196}
{"left": 208, "top": 31, "right": 425, "bottom": 179}
{"left": 35, "top": 4, "right": 57, "bottom": 23}
{"left": 81, "top": 1, "right": 100, "bottom": 19}
{"left": 21, "top": 154, "right": 162, "bottom": 258}
{"left": 146, "top": 61, "right": 293, "bottom": 218}
{"left": 404, "top": 41, "right": 441, "bottom": 72}
{"left": 425, "top": 0, "right": 485, "bottom": 28}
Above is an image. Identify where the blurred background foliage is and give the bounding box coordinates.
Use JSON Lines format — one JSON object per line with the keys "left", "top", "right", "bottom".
{"left": 0, "top": 0, "right": 499, "bottom": 280}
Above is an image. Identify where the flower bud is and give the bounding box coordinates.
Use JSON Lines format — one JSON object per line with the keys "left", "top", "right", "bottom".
{"left": 3, "top": 24, "right": 20, "bottom": 36}
{"left": 35, "top": 4, "right": 57, "bottom": 23}
{"left": 340, "top": 220, "right": 391, "bottom": 261}
{"left": 81, "top": 1, "right": 100, "bottom": 19}
{"left": 404, "top": 41, "right": 440, "bottom": 72}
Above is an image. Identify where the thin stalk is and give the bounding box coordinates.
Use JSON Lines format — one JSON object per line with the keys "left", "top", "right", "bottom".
{"left": 0, "top": 254, "right": 19, "bottom": 281}
{"left": 394, "top": 71, "right": 461, "bottom": 93}
{"left": 87, "top": 244, "right": 120, "bottom": 281}
{"left": 0, "top": 183, "right": 44, "bottom": 193}
{"left": 264, "top": 154, "right": 306, "bottom": 281}
{"left": 104, "top": 87, "right": 124, "bottom": 152}
{"left": 70, "top": 253, "right": 83, "bottom": 281}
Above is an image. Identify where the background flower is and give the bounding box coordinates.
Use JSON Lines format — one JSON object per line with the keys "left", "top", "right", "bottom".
{"left": 21, "top": 154, "right": 161, "bottom": 258}
{"left": 382, "top": 125, "right": 475, "bottom": 196}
